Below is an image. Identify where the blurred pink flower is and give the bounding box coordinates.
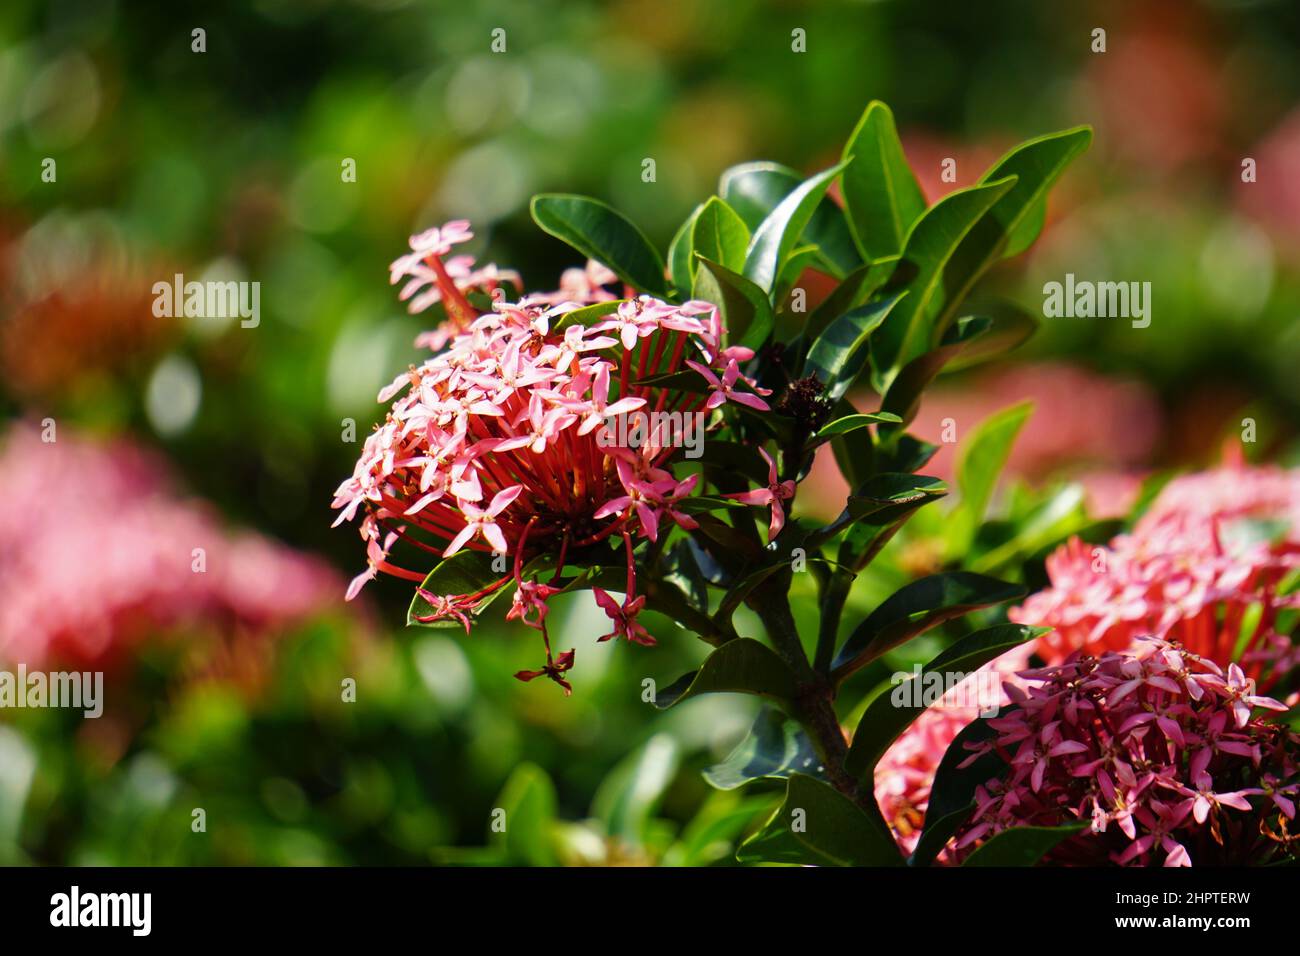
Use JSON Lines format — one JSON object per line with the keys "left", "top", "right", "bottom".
{"left": 0, "top": 424, "right": 342, "bottom": 669}
{"left": 1013, "top": 461, "right": 1300, "bottom": 680}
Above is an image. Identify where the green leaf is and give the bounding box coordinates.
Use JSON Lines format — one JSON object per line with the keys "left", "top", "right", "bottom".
{"left": 591, "top": 735, "right": 680, "bottom": 845}
{"left": 977, "top": 126, "right": 1093, "bottom": 260}
{"left": 962, "top": 822, "right": 1087, "bottom": 867}
{"left": 736, "top": 773, "right": 902, "bottom": 866}
{"left": 831, "top": 572, "right": 1026, "bottom": 680}
{"left": 843, "top": 624, "right": 1046, "bottom": 782}
{"left": 840, "top": 101, "right": 928, "bottom": 261}
{"left": 653, "top": 638, "right": 798, "bottom": 710}
{"left": 704, "top": 708, "right": 823, "bottom": 790}
{"left": 531, "top": 194, "right": 668, "bottom": 297}
{"left": 667, "top": 203, "right": 704, "bottom": 295}
{"left": 693, "top": 255, "right": 775, "bottom": 350}
{"left": 810, "top": 472, "right": 947, "bottom": 551}
{"left": 869, "top": 177, "right": 1017, "bottom": 391}
{"left": 490, "top": 763, "right": 558, "bottom": 866}
{"left": 552, "top": 299, "right": 623, "bottom": 333}
{"left": 808, "top": 411, "right": 903, "bottom": 449}
{"left": 802, "top": 291, "right": 907, "bottom": 402}
{"left": 908, "top": 715, "right": 1003, "bottom": 865}
{"left": 743, "top": 161, "right": 850, "bottom": 293}
{"left": 937, "top": 302, "right": 1039, "bottom": 375}
{"left": 691, "top": 197, "right": 751, "bottom": 276}
{"left": 877, "top": 316, "right": 992, "bottom": 429}
{"left": 915, "top": 127, "right": 1093, "bottom": 356}
{"left": 719, "top": 161, "right": 861, "bottom": 277}
{"left": 804, "top": 255, "right": 899, "bottom": 341}
{"left": 407, "top": 550, "right": 508, "bottom": 628}
{"left": 948, "top": 401, "right": 1034, "bottom": 556}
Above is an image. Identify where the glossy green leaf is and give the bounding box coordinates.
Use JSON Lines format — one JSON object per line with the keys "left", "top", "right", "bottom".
{"left": 809, "top": 472, "right": 947, "bottom": 551}
{"left": 692, "top": 197, "right": 750, "bottom": 275}
{"left": 802, "top": 291, "right": 907, "bottom": 402}
{"left": 667, "top": 202, "right": 704, "bottom": 295}
{"left": 804, "top": 255, "right": 899, "bottom": 341}
{"left": 531, "top": 193, "right": 668, "bottom": 297}
{"left": 938, "top": 302, "right": 1039, "bottom": 375}
{"left": 831, "top": 572, "right": 1026, "bottom": 680}
{"left": 653, "top": 638, "right": 798, "bottom": 710}
{"left": 407, "top": 550, "right": 508, "bottom": 628}
{"left": 693, "top": 254, "right": 774, "bottom": 350}
{"left": 843, "top": 624, "right": 1046, "bottom": 782}
{"left": 808, "top": 411, "right": 903, "bottom": 449}
{"left": 840, "top": 101, "right": 928, "bottom": 261}
{"left": 743, "top": 161, "right": 850, "bottom": 293}
{"left": 869, "top": 177, "right": 1017, "bottom": 391}
{"left": 719, "top": 161, "right": 861, "bottom": 277}
{"left": 962, "top": 822, "right": 1087, "bottom": 867}
{"left": 736, "top": 773, "right": 902, "bottom": 866}
{"left": 704, "top": 708, "right": 823, "bottom": 790}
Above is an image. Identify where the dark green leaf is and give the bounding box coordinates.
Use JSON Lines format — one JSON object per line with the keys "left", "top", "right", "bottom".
{"left": 831, "top": 572, "right": 1026, "bottom": 679}
{"left": 877, "top": 316, "right": 993, "bottom": 429}
{"left": 962, "top": 822, "right": 1087, "bottom": 867}
{"left": 736, "top": 773, "right": 902, "bottom": 866}
{"left": 653, "top": 638, "right": 798, "bottom": 710}
{"left": 531, "top": 194, "right": 668, "bottom": 297}
{"left": 843, "top": 623, "right": 1046, "bottom": 782}
{"left": 693, "top": 254, "right": 775, "bottom": 350}
{"left": 802, "top": 292, "right": 907, "bottom": 402}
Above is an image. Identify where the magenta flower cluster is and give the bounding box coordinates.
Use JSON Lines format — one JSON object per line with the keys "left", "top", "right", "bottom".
{"left": 955, "top": 639, "right": 1298, "bottom": 866}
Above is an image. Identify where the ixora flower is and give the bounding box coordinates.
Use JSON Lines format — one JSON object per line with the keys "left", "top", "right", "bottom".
{"left": 951, "top": 640, "right": 1299, "bottom": 866}
{"left": 332, "top": 221, "right": 771, "bottom": 693}
{"left": 1012, "top": 458, "right": 1300, "bottom": 685}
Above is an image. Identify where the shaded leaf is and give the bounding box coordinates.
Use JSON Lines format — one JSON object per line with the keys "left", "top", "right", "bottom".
{"left": 653, "top": 638, "right": 798, "bottom": 710}
{"left": 743, "top": 161, "right": 850, "bottom": 293}
{"left": 704, "top": 708, "right": 823, "bottom": 790}
{"left": 736, "top": 773, "right": 902, "bottom": 866}
{"left": 832, "top": 572, "right": 1026, "bottom": 679}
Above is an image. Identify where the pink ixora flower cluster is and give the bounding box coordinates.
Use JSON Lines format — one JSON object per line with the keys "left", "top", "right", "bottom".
{"left": 1012, "top": 459, "right": 1300, "bottom": 688}
{"left": 333, "top": 221, "right": 772, "bottom": 693}
{"left": 953, "top": 639, "right": 1300, "bottom": 866}
{"left": 0, "top": 424, "right": 341, "bottom": 671}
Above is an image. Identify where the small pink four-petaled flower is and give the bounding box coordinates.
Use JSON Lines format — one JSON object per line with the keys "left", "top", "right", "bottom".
{"left": 724, "top": 447, "right": 795, "bottom": 542}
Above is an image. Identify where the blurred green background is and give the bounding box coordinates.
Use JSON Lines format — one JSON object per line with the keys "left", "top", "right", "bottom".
{"left": 2, "top": 0, "right": 1299, "bottom": 864}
